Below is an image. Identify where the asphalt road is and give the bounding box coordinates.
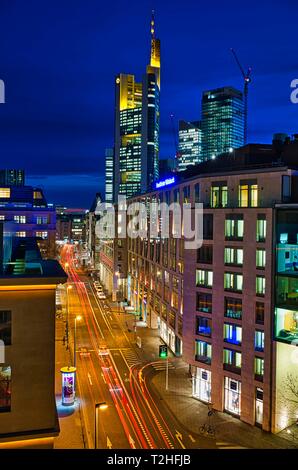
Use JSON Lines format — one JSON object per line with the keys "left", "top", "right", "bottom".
{"left": 59, "top": 243, "right": 220, "bottom": 450}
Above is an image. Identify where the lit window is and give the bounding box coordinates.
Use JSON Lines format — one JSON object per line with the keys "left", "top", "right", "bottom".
{"left": 224, "top": 324, "right": 242, "bottom": 345}
{"left": 255, "top": 357, "right": 264, "bottom": 380}
{"left": 255, "top": 330, "right": 264, "bottom": 352}
{"left": 0, "top": 366, "right": 11, "bottom": 412}
{"left": 211, "top": 183, "right": 228, "bottom": 208}
{"left": 0, "top": 188, "right": 10, "bottom": 199}
{"left": 33, "top": 191, "right": 42, "bottom": 199}
{"left": 196, "top": 269, "right": 213, "bottom": 288}
{"left": 238, "top": 182, "right": 258, "bottom": 208}
{"left": 224, "top": 273, "right": 243, "bottom": 292}
{"left": 256, "top": 276, "right": 266, "bottom": 296}
{"left": 256, "top": 216, "right": 266, "bottom": 242}
{"left": 224, "top": 248, "right": 243, "bottom": 265}
{"left": 14, "top": 215, "right": 26, "bottom": 224}
{"left": 16, "top": 231, "right": 26, "bottom": 237}
{"left": 0, "top": 311, "right": 11, "bottom": 345}
{"left": 256, "top": 249, "right": 266, "bottom": 268}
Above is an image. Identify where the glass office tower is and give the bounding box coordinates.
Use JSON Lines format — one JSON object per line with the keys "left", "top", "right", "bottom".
{"left": 113, "top": 15, "right": 160, "bottom": 200}
{"left": 105, "top": 148, "right": 114, "bottom": 203}
{"left": 178, "top": 120, "right": 202, "bottom": 171}
{"left": 201, "top": 87, "right": 244, "bottom": 161}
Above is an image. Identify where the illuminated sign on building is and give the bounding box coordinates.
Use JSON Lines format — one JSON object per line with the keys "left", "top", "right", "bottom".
{"left": 155, "top": 176, "right": 176, "bottom": 189}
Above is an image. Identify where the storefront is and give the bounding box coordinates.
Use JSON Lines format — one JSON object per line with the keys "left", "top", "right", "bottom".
{"left": 224, "top": 377, "right": 241, "bottom": 415}
{"left": 193, "top": 367, "right": 211, "bottom": 403}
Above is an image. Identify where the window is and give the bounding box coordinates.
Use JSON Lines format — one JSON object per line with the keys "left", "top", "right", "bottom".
{"left": 274, "top": 307, "right": 298, "bottom": 343}
{"left": 183, "top": 186, "right": 190, "bottom": 203}
{"left": 223, "top": 349, "right": 242, "bottom": 373}
{"left": 256, "top": 249, "right": 266, "bottom": 269}
{"left": 238, "top": 181, "right": 258, "bottom": 207}
{"left": 36, "top": 231, "right": 48, "bottom": 239}
{"left": 224, "top": 324, "right": 242, "bottom": 345}
{"left": 211, "top": 182, "right": 228, "bottom": 208}
{"left": 255, "top": 357, "right": 264, "bottom": 381}
{"left": 0, "top": 311, "right": 11, "bottom": 345}
{"left": 16, "top": 231, "right": 26, "bottom": 237}
{"left": 255, "top": 330, "right": 264, "bottom": 352}
{"left": 0, "top": 188, "right": 10, "bottom": 198}
{"left": 197, "top": 293, "right": 212, "bottom": 313}
{"left": 224, "top": 377, "right": 241, "bottom": 415}
{"left": 0, "top": 215, "right": 4, "bottom": 221}
{"left": 0, "top": 366, "right": 11, "bottom": 412}
{"left": 14, "top": 215, "right": 26, "bottom": 224}
{"left": 256, "top": 302, "right": 264, "bottom": 325}
{"left": 225, "top": 297, "right": 242, "bottom": 319}
{"left": 193, "top": 368, "right": 211, "bottom": 403}
{"left": 196, "top": 270, "right": 213, "bottom": 288}
{"left": 203, "top": 214, "right": 213, "bottom": 240}
{"left": 224, "top": 248, "right": 243, "bottom": 266}
{"left": 194, "top": 184, "right": 200, "bottom": 203}
{"left": 224, "top": 273, "right": 243, "bottom": 292}
{"left": 256, "top": 216, "right": 266, "bottom": 242}
{"left": 225, "top": 215, "right": 244, "bottom": 240}
{"left": 36, "top": 216, "right": 48, "bottom": 224}
{"left": 256, "top": 276, "right": 265, "bottom": 296}
{"left": 197, "top": 317, "right": 212, "bottom": 337}
{"left": 195, "top": 340, "right": 212, "bottom": 364}
{"left": 197, "top": 245, "right": 213, "bottom": 264}
{"left": 33, "top": 191, "right": 43, "bottom": 199}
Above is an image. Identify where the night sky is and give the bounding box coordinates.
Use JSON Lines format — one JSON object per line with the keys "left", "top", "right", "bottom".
{"left": 0, "top": 0, "right": 297, "bottom": 208}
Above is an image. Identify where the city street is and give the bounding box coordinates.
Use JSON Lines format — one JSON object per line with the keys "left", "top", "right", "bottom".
{"left": 59, "top": 243, "right": 205, "bottom": 449}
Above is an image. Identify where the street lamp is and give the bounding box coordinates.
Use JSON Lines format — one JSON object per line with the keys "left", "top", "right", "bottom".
{"left": 74, "top": 315, "right": 82, "bottom": 368}
{"left": 95, "top": 402, "right": 108, "bottom": 449}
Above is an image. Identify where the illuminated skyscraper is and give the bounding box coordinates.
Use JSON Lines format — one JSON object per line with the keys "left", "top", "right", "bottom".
{"left": 201, "top": 87, "right": 244, "bottom": 161}
{"left": 113, "top": 13, "right": 160, "bottom": 200}
{"left": 177, "top": 120, "right": 202, "bottom": 172}
{"left": 105, "top": 148, "right": 114, "bottom": 203}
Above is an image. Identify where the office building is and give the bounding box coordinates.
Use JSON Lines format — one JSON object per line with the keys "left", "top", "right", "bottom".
{"left": 113, "top": 13, "right": 160, "bottom": 200}
{"left": 0, "top": 225, "right": 67, "bottom": 448}
{"left": 159, "top": 158, "right": 177, "bottom": 179}
{"left": 56, "top": 208, "right": 86, "bottom": 243}
{"left": 99, "top": 134, "right": 298, "bottom": 433}
{"left": 105, "top": 148, "right": 114, "bottom": 203}
{"left": 178, "top": 120, "right": 202, "bottom": 171}
{"left": 0, "top": 185, "right": 56, "bottom": 258}
{"left": 201, "top": 87, "right": 244, "bottom": 161}
{"left": 0, "top": 170, "right": 25, "bottom": 187}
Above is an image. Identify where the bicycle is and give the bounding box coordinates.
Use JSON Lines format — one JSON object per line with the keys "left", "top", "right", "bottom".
{"left": 199, "top": 423, "right": 216, "bottom": 437}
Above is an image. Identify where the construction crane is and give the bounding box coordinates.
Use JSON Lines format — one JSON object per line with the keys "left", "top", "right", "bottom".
{"left": 170, "top": 113, "right": 181, "bottom": 162}
{"left": 230, "top": 48, "right": 252, "bottom": 145}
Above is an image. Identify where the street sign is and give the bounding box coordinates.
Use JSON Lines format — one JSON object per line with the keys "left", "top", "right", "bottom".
{"left": 159, "top": 344, "right": 168, "bottom": 358}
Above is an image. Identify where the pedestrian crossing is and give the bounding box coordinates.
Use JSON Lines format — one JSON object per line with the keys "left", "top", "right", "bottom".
{"left": 121, "top": 349, "right": 141, "bottom": 368}
{"left": 216, "top": 441, "right": 247, "bottom": 449}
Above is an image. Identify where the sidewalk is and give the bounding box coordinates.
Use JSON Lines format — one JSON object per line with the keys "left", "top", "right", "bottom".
{"left": 54, "top": 314, "right": 86, "bottom": 449}
{"left": 128, "top": 321, "right": 298, "bottom": 449}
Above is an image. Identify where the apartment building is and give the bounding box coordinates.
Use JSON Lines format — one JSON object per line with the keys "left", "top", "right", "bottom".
{"left": 110, "top": 137, "right": 298, "bottom": 433}
{"left": 0, "top": 224, "right": 67, "bottom": 448}
{"left": 0, "top": 185, "right": 56, "bottom": 259}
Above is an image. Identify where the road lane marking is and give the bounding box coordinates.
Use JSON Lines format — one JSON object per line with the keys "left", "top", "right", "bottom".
{"left": 87, "top": 373, "right": 93, "bottom": 386}
{"left": 175, "top": 430, "right": 186, "bottom": 449}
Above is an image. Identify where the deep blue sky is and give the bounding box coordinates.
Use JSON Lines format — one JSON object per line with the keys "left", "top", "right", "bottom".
{"left": 0, "top": 0, "right": 297, "bottom": 207}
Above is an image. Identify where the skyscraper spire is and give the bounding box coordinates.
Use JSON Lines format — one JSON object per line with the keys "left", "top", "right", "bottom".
{"left": 151, "top": 10, "right": 155, "bottom": 39}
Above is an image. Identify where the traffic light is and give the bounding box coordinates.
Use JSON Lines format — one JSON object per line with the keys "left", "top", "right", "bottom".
{"left": 159, "top": 344, "right": 168, "bottom": 358}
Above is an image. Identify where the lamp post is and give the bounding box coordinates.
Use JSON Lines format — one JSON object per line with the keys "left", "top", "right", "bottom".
{"left": 74, "top": 315, "right": 82, "bottom": 368}
{"left": 95, "top": 402, "right": 108, "bottom": 449}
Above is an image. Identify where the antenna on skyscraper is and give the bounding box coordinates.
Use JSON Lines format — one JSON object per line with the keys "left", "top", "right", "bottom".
{"left": 230, "top": 48, "right": 252, "bottom": 145}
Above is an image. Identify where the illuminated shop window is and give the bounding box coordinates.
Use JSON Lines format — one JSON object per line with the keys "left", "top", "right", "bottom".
{"left": 0, "top": 366, "right": 11, "bottom": 413}
{"left": 0, "top": 188, "right": 10, "bottom": 198}
{"left": 224, "top": 377, "right": 241, "bottom": 415}
{"left": 193, "top": 367, "right": 211, "bottom": 403}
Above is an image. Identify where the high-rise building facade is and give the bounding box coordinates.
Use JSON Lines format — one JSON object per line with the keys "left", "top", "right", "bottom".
{"left": 201, "top": 87, "right": 244, "bottom": 161}
{"left": 105, "top": 148, "right": 114, "bottom": 203}
{"left": 177, "top": 120, "right": 202, "bottom": 171}
{"left": 0, "top": 169, "right": 25, "bottom": 187}
{"left": 113, "top": 14, "right": 160, "bottom": 200}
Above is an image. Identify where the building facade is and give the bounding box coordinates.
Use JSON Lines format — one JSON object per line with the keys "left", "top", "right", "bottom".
{"left": 0, "top": 185, "right": 56, "bottom": 259}
{"left": 113, "top": 14, "right": 160, "bottom": 200}
{"left": 0, "top": 170, "right": 25, "bottom": 187}
{"left": 105, "top": 148, "right": 114, "bottom": 203}
{"left": 0, "top": 227, "right": 67, "bottom": 448}
{"left": 56, "top": 208, "right": 86, "bottom": 243}
{"left": 100, "top": 137, "right": 298, "bottom": 433}
{"left": 201, "top": 87, "right": 244, "bottom": 161}
{"left": 178, "top": 120, "right": 202, "bottom": 171}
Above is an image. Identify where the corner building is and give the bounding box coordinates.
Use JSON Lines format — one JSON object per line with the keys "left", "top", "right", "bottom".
{"left": 123, "top": 137, "right": 298, "bottom": 433}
